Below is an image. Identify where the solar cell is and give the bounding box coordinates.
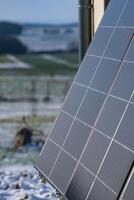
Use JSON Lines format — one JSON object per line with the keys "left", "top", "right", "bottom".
{"left": 36, "top": 0, "right": 134, "bottom": 199}
{"left": 118, "top": 1, "right": 134, "bottom": 27}
{"left": 87, "top": 27, "right": 114, "bottom": 56}
{"left": 75, "top": 56, "right": 101, "bottom": 86}
{"left": 90, "top": 58, "right": 120, "bottom": 93}
{"left": 100, "top": 0, "right": 126, "bottom": 26}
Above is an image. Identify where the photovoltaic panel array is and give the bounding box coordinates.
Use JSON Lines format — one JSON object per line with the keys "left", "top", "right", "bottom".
{"left": 36, "top": 0, "right": 134, "bottom": 199}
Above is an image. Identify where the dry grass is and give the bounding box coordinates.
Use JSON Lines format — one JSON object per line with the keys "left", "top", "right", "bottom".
{"left": 0, "top": 55, "right": 10, "bottom": 63}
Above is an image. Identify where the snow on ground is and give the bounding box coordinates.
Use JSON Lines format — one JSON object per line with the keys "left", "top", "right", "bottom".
{"left": 0, "top": 165, "right": 57, "bottom": 200}
{"left": 0, "top": 146, "right": 58, "bottom": 199}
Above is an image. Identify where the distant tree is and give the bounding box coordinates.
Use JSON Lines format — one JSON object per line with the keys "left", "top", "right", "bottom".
{"left": 0, "top": 37, "right": 27, "bottom": 54}
{"left": 0, "top": 22, "right": 23, "bottom": 36}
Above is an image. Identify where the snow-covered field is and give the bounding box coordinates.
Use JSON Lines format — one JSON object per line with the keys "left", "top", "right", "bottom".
{"left": 0, "top": 165, "right": 57, "bottom": 200}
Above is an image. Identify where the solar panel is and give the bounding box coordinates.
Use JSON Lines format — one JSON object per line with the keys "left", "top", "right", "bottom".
{"left": 36, "top": 0, "right": 134, "bottom": 199}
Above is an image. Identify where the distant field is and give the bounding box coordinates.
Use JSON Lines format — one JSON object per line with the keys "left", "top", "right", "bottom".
{"left": 0, "top": 52, "right": 79, "bottom": 75}
{"left": 54, "top": 52, "right": 79, "bottom": 65}
{"left": 17, "top": 52, "right": 79, "bottom": 75}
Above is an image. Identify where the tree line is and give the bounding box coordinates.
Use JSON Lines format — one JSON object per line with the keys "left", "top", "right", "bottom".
{"left": 0, "top": 22, "right": 27, "bottom": 54}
